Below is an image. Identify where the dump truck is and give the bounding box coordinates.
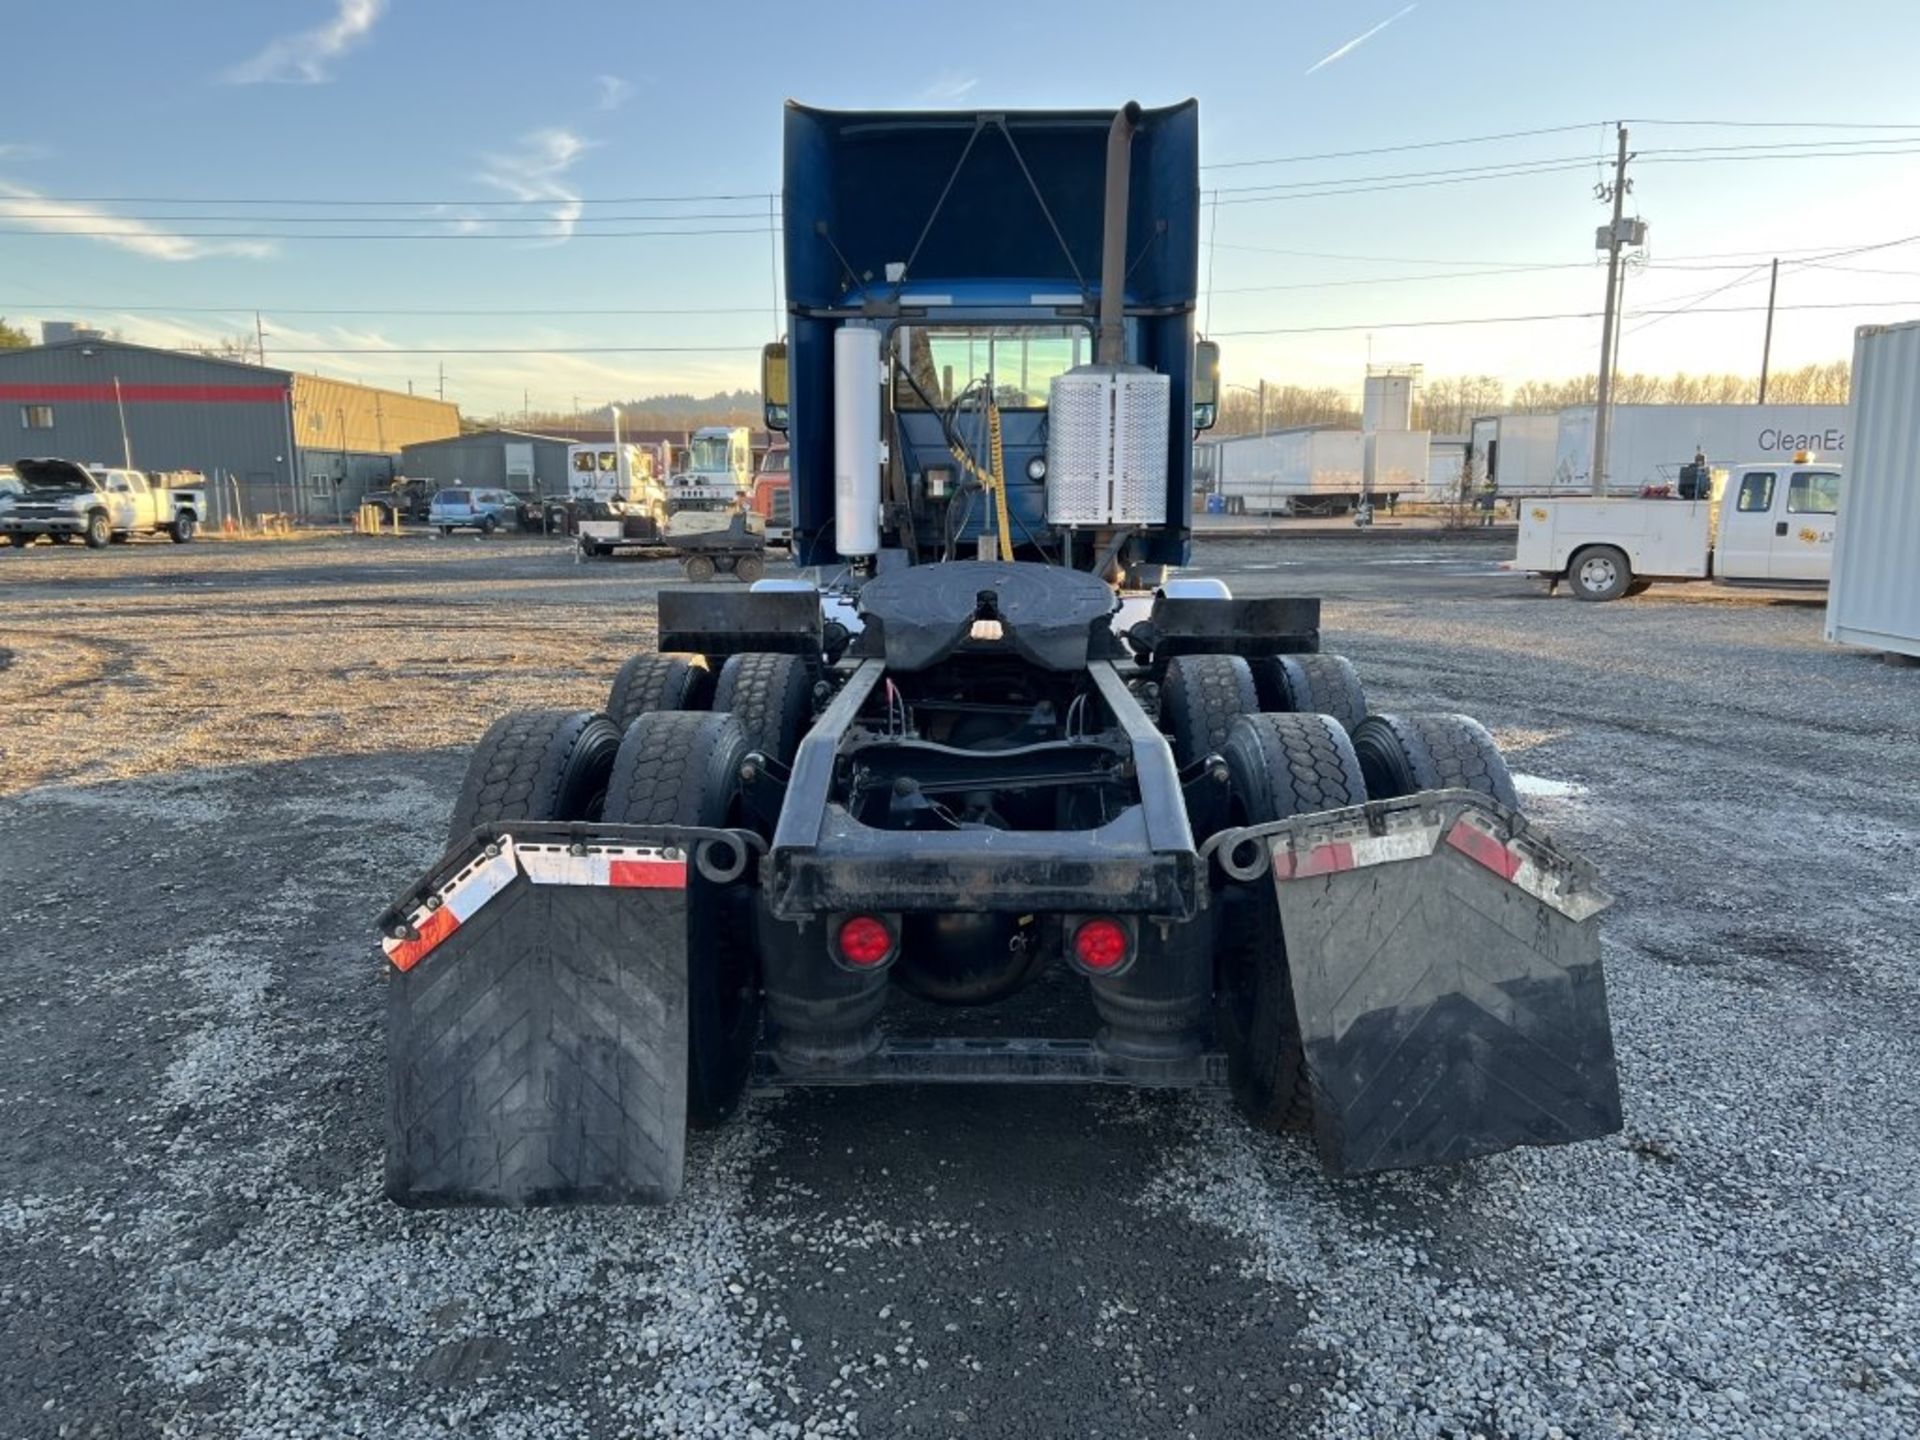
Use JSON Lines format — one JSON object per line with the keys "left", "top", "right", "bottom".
{"left": 379, "top": 100, "right": 1623, "bottom": 1208}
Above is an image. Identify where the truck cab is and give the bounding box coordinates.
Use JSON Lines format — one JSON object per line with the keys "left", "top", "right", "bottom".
{"left": 1514, "top": 453, "right": 1842, "bottom": 600}
{"left": 565, "top": 442, "right": 666, "bottom": 523}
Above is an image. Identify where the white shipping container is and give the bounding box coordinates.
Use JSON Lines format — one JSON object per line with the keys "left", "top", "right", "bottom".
{"left": 1365, "top": 430, "right": 1429, "bottom": 497}
{"left": 1214, "top": 430, "right": 1365, "bottom": 515}
{"left": 1552, "top": 404, "right": 1847, "bottom": 493}
{"left": 1826, "top": 321, "right": 1920, "bottom": 659}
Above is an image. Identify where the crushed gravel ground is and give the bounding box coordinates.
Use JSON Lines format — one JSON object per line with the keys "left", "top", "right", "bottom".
{"left": 1, "top": 533, "right": 1916, "bottom": 1438}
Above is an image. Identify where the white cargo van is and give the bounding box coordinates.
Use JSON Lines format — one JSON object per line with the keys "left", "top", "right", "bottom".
{"left": 1513, "top": 456, "right": 1841, "bottom": 600}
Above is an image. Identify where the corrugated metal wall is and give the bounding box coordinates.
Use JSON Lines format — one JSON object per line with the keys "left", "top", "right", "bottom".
{"left": 399, "top": 432, "right": 572, "bottom": 494}
{"left": 0, "top": 341, "right": 293, "bottom": 522}
{"left": 1826, "top": 321, "right": 1920, "bottom": 658}
{"left": 289, "top": 375, "right": 459, "bottom": 455}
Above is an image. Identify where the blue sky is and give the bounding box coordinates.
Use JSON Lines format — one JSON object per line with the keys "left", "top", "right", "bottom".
{"left": 4, "top": 0, "right": 1918, "bottom": 414}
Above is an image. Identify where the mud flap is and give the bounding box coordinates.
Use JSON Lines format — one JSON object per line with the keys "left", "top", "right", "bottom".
{"left": 1262, "top": 791, "right": 1621, "bottom": 1176}
{"left": 381, "top": 834, "right": 693, "bottom": 1207}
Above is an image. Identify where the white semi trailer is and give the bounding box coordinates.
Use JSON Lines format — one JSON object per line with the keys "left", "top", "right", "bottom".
{"left": 1826, "top": 321, "right": 1920, "bottom": 660}
{"left": 1552, "top": 404, "right": 1847, "bottom": 493}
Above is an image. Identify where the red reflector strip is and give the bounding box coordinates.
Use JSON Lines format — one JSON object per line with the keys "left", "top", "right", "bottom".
{"left": 1445, "top": 821, "right": 1523, "bottom": 880}
{"left": 1274, "top": 841, "right": 1355, "bottom": 879}
{"left": 609, "top": 858, "right": 687, "bottom": 889}
{"left": 387, "top": 905, "right": 457, "bottom": 973}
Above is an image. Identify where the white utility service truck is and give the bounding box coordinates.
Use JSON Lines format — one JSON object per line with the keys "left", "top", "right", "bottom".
{"left": 2, "top": 458, "right": 206, "bottom": 548}
{"left": 1513, "top": 454, "right": 1842, "bottom": 600}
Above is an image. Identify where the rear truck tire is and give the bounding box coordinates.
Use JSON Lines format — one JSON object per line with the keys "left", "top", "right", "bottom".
{"left": 1253, "top": 653, "right": 1368, "bottom": 732}
{"left": 1216, "top": 712, "right": 1367, "bottom": 1131}
{"left": 1568, "top": 544, "right": 1630, "bottom": 602}
{"left": 1350, "top": 712, "right": 1520, "bottom": 809}
{"left": 607, "top": 652, "right": 714, "bottom": 730}
{"left": 603, "top": 711, "right": 761, "bottom": 1127}
{"left": 444, "top": 708, "right": 623, "bottom": 853}
{"left": 1160, "top": 654, "right": 1260, "bottom": 765}
{"left": 480, "top": 515, "right": 497, "bottom": 536}
{"left": 170, "top": 514, "right": 196, "bottom": 543}
{"left": 734, "top": 553, "right": 766, "bottom": 584}
{"left": 712, "top": 651, "right": 814, "bottom": 765}
{"left": 685, "top": 554, "right": 717, "bottom": 583}
{"left": 7, "top": 533, "right": 29, "bottom": 548}
{"left": 84, "top": 511, "right": 111, "bottom": 549}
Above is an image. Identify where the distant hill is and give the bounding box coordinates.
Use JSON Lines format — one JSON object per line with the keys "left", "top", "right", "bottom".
{"left": 503, "top": 389, "right": 762, "bottom": 433}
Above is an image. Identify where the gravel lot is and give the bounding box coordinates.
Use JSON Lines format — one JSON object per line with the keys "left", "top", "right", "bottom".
{"left": 3, "top": 531, "right": 1916, "bottom": 1439}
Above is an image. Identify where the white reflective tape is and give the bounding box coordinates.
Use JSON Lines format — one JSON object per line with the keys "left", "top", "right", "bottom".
{"left": 1344, "top": 827, "right": 1441, "bottom": 869}
{"left": 445, "top": 845, "right": 520, "bottom": 923}
{"left": 518, "top": 843, "right": 684, "bottom": 887}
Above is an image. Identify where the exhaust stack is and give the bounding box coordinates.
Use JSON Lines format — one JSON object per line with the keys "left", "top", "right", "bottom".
{"left": 1096, "top": 102, "right": 1142, "bottom": 367}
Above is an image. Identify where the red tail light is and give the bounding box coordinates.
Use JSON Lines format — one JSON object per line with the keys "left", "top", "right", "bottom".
{"left": 834, "top": 914, "right": 896, "bottom": 970}
{"left": 1070, "top": 917, "right": 1131, "bottom": 975}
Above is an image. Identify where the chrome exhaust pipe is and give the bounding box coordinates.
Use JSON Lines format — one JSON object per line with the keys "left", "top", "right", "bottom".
{"left": 1096, "top": 101, "right": 1142, "bottom": 367}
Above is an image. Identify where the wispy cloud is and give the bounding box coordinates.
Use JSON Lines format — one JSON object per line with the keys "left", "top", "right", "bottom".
{"left": 1304, "top": 3, "right": 1418, "bottom": 75}
{"left": 477, "top": 129, "right": 592, "bottom": 245}
{"left": 0, "top": 181, "right": 274, "bottom": 262}
{"left": 225, "top": 0, "right": 385, "bottom": 85}
{"left": 595, "top": 75, "right": 633, "bottom": 112}
{"left": 920, "top": 72, "right": 979, "bottom": 104}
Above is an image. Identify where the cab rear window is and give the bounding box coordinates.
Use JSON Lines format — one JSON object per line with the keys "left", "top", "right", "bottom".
{"left": 1735, "top": 473, "right": 1775, "bottom": 513}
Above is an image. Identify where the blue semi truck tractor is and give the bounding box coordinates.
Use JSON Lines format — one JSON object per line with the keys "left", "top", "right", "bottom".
{"left": 378, "top": 101, "right": 1623, "bottom": 1206}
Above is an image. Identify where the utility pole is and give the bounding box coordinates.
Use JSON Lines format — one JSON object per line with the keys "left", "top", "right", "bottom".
{"left": 255, "top": 310, "right": 267, "bottom": 366}
{"left": 1591, "top": 124, "right": 1630, "bottom": 496}
{"left": 438, "top": 362, "right": 446, "bottom": 402}
{"left": 1758, "top": 257, "right": 1780, "bottom": 404}
{"left": 1257, "top": 378, "right": 1268, "bottom": 437}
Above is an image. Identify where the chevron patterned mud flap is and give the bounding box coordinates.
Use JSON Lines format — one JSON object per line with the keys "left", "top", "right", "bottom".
{"left": 383, "top": 835, "right": 691, "bottom": 1207}
{"left": 1268, "top": 792, "right": 1622, "bottom": 1176}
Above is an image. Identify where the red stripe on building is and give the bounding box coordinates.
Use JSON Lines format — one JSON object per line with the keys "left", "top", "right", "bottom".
{"left": 388, "top": 906, "right": 459, "bottom": 972}
{"left": 608, "top": 858, "right": 689, "bottom": 890}
{"left": 1444, "top": 823, "right": 1523, "bottom": 881}
{"left": 0, "top": 383, "right": 285, "bottom": 404}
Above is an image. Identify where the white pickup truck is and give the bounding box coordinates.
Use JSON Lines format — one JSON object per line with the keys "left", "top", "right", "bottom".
{"left": 2, "top": 458, "right": 207, "bottom": 549}
{"left": 1513, "top": 457, "right": 1842, "bottom": 600}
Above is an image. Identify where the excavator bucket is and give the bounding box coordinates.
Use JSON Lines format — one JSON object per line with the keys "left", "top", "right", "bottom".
{"left": 379, "top": 828, "right": 699, "bottom": 1208}
{"left": 1263, "top": 791, "right": 1621, "bottom": 1176}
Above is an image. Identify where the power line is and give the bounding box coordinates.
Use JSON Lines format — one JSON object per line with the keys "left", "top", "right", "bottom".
{"left": 1211, "top": 297, "right": 1920, "bottom": 338}
{"left": 1200, "top": 122, "right": 1604, "bottom": 170}
{"left": 1628, "top": 117, "right": 1920, "bottom": 130}
{"left": 0, "top": 225, "right": 778, "bottom": 241}
{"left": 265, "top": 344, "right": 766, "bottom": 355}
{"left": 1213, "top": 161, "right": 1596, "bottom": 206}
{"left": 0, "top": 209, "right": 779, "bottom": 225}
{"left": 1211, "top": 153, "right": 1596, "bottom": 196}
{"left": 6, "top": 190, "right": 779, "bottom": 207}
{"left": 0, "top": 302, "right": 770, "bottom": 317}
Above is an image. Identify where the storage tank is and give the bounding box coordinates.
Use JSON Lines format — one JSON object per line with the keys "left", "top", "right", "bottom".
{"left": 1362, "top": 371, "right": 1415, "bottom": 432}
{"left": 1826, "top": 321, "right": 1920, "bottom": 659}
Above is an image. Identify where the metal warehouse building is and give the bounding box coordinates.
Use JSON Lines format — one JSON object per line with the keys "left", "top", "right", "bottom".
{"left": 399, "top": 429, "right": 574, "bottom": 496}
{"left": 0, "top": 339, "right": 460, "bottom": 522}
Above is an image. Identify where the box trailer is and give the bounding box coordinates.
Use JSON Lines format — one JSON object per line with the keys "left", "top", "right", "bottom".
{"left": 1826, "top": 321, "right": 1920, "bottom": 659}
{"left": 1552, "top": 404, "right": 1847, "bottom": 493}
{"left": 1364, "top": 429, "right": 1429, "bottom": 501}
{"left": 1214, "top": 429, "right": 1365, "bottom": 515}
{"left": 1427, "top": 438, "right": 1469, "bottom": 502}
{"left": 1469, "top": 413, "right": 1561, "bottom": 495}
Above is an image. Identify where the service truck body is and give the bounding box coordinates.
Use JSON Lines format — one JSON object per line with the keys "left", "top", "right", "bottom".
{"left": 1515, "top": 458, "right": 1842, "bottom": 599}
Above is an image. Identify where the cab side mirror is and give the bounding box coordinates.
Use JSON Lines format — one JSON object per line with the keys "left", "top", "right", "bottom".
{"left": 761, "top": 342, "right": 789, "bottom": 433}
{"left": 1192, "top": 339, "right": 1220, "bottom": 432}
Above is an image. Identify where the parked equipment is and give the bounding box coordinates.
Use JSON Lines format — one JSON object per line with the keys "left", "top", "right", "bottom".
{"left": 1513, "top": 453, "right": 1841, "bottom": 600}
{"left": 379, "top": 101, "right": 1623, "bottom": 1208}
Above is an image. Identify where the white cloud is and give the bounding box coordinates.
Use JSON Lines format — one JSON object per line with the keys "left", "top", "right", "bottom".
{"left": 920, "top": 72, "right": 979, "bottom": 104}
{"left": 0, "top": 181, "right": 275, "bottom": 262}
{"left": 595, "top": 75, "right": 633, "bottom": 112}
{"left": 477, "top": 129, "right": 593, "bottom": 245}
{"left": 1304, "top": 3, "right": 1418, "bottom": 76}
{"left": 225, "top": 0, "right": 385, "bottom": 85}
